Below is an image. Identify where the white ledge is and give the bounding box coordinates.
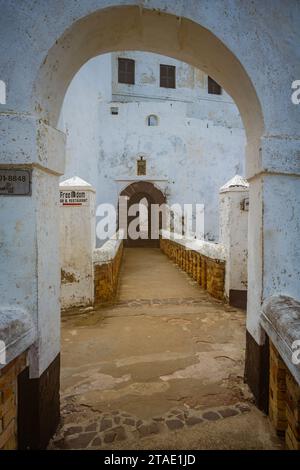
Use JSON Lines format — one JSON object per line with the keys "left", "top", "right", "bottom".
{"left": 261, "top": 295, "right": 300, "bottom": 386}
{"left": 160, "top": 230, "right": 226, "bottom": 261}
{"left": 93, "top": 230, "right": 124, "bottom": 264}
{"left": 0, "top": 306, "right": 36, "bottom": 370}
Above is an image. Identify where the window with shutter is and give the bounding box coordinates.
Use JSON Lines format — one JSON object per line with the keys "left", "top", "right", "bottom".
{"left": 160, "top": 64, "right": 176, "bottom": 89}
{"left": 118, "top": 58, "right": 135, "bottom": 85}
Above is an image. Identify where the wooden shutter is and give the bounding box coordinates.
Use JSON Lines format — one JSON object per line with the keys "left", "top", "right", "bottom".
{"left": 118, "top": 58, "right": 135, "bottom": 85}
{"left": 160, "top": 64, "right": 176, "bottom": 89}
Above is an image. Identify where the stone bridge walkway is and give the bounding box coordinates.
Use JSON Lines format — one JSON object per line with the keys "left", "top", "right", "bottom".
{"left": 49, "top": 248, "right": 282, "bottom": 450}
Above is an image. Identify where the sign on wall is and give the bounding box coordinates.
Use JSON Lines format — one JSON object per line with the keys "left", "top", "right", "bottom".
{"left": 60, "top": 190, "right": 88, "bottom": 206}
{"left": 0, "top": 169, "right": 32, "bottom": 196}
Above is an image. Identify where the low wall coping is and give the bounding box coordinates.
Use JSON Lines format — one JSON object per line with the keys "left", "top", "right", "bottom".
{"left": 261, "top": 295, "right": 300, "bottom": 385}
{"left": 0, "top": 306, "right": 36, "bottom": 370}
{"left": 160, "top": 230, "right": 226, "bottom": 261}
{"left": 93, "top": 230, "right": 124, "bottom": 264}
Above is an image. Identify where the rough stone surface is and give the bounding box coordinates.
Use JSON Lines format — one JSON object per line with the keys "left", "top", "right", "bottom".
{"left": 186, "top": 417, "right": 204, "bottom": 426}
{"left": 138, "top": 423, "right": 160, "bottom": 437}
{"left": 0, "top": 353, "right": 27, "bottom": 450}
{"left": 100, "top": 419, "right": 112, "bottom": 432}
{"left": 67, "top": 432, "right": 97, "bottom": 449}
{"left": 218, "top": 408, "right": 239, "bottom": 418}
{"left": 202, "top": 411, "right": 221, "bottom": 421}
{"left": 166, "top": 419, "right": 184, "bottom": 430}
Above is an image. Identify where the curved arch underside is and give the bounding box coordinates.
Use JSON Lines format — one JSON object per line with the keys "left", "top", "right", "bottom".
{"left": 34, "top": 5, "right": 264, "bottom": 145}
{"left": 120, "top": 181, "right": 166, "bottom": 205}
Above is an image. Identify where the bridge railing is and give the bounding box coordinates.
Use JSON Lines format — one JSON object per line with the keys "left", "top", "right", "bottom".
{"left": 160, "top": 230, "right": 226, "bottom": 301}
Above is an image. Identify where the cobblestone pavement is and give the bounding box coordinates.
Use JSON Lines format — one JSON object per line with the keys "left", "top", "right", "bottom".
{"left": 50, "top": 249, "right": 282, "bottom": 450}
{"left": 50, "top": 402, "right": 253, "bottom": 449}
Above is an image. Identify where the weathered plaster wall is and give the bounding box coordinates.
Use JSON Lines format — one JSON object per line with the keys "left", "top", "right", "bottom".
{"left": 60, "top": 177, "right": 96, "bottom": 309}
{"left": 219, "top": 176, "right": 249, "bottom": 301}
{"left": 60, "top": 52, "right": 246, "bottom": 243}
{"left": 58, "top": 55, "right": 112, "bottom": 189}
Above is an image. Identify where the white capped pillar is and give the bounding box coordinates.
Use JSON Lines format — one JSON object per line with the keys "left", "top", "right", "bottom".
{"left": 60, "top": 176, "right": 96, "bottom": 309}
{"left": 219, "top": 175, "right": 249, "bottom": 309}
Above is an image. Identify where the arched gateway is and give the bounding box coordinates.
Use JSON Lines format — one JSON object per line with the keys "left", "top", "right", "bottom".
{"left": 120, "top": 182, "right": 166, "bottom": 248}
{"left": 0, "top": 1, "right": 299, "bottom": 449}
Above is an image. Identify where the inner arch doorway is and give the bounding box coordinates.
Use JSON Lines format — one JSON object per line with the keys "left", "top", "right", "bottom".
{"left": 120, "top": 182, "right": 166, "bottom": 248}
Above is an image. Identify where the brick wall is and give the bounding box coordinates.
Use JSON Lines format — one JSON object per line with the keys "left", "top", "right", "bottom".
{"left": 269, "top": 342, "right": 287, "bottom": 436}
{"left": 160, "top": 237, "right": 225, "bottom": 300}
{"left": 269, "top": 340, "right": 300, "bottom": 450}
{"left": 0, "top": 352, "right": 27, "bottom": 450}
{"left": 94, "top": 242, "right": 123, "bottom": 304}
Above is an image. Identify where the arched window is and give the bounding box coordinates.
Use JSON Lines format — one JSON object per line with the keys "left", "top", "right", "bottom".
{"left": 147, "top": 115, "right": 158, "bottom": 127}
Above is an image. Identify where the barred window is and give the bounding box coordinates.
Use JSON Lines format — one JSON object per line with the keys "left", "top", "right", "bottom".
{"left": 208, "top": 76, "right": 222, "bottom": 95}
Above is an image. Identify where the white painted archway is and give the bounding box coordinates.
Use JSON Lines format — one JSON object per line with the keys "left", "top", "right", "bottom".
{"left": 1, "top": 1, "right": 299, "bottom": 448}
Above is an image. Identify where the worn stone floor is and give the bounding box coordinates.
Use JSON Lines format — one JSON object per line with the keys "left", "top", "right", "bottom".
{"left": 49, "top": 248, "right": 282, "bottom": 450}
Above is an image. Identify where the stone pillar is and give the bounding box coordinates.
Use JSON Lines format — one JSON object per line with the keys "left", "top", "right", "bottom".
{"left": 60, "top": 176, "right": 96, "bottom": 309}
{"left": 245, "top": 135, "right": 300, "bottom": 412}
{"left": 219, "top": 175, "right": 249, "bottom": 309}
{"left": 0, "top": 114, "right": 65, "bottom": 448}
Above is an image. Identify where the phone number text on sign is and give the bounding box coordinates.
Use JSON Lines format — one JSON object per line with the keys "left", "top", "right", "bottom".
{"left": 0, "top": 169, "right": 31, "bottom": 196}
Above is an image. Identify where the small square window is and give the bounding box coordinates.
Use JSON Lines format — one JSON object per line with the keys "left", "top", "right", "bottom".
{"left": 208, "top": 76, "right": 222, "bottom": 95}
{"left": 147, "top": 115, "right": 158, "bottom": 126}
{"left": 118, "top": 58, "right": 135, "bottom": 85}
{"left": 160, "top": 64, "right": 176, "bottom": 89}
{"left": 110, "top": 107, "right": 119, "bottom": 115}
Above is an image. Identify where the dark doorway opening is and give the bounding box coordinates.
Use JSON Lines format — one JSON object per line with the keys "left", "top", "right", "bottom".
{"left": 119, "top": 181, "right": 166, "bottom": 248}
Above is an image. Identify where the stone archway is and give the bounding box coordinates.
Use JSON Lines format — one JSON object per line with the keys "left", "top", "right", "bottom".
{"left": 120, "top": 182, "right": 166, "bottom": 248}
{"left": 1, "top": 1, "right": 299, "bottom": 449}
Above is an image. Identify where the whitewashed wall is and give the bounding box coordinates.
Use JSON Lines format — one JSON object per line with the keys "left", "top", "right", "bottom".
{"left": 58, "top": 54, "right": 112, "bottom": 189}
{"left": 219, "top": 176, "right": 249, "bottom": 301}
{"left": 60, "top": 51, "right": 246, "bottom": 244}
{"left": 60, "top": 177, "right": 96, "bottom": 309}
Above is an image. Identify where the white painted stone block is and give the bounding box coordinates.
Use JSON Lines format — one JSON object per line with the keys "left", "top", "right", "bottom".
{"left": 93, "top": 230, "right": 124, "bottom": 264}
{"left": 60, "top": 176, "right": 96, "bottom": 309}
{"left": 0, "top": 306, "right": 35, "bottom": 369}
